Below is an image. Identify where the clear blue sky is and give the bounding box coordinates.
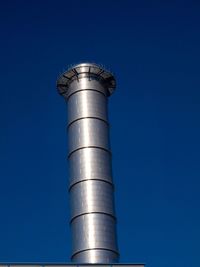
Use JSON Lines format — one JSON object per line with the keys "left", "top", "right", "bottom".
{"left": 0, "top": 1, "right": 200, "bottom": 267}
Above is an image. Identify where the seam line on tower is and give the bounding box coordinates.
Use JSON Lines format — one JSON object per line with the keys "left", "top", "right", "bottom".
{"left": 70, "top": 211, "right": 117, "bottom": 224}
{"left": 68, "top": 146, "right": 111, "bottom": 159}
{"left": 71, "top": 248, "right": 120, "bottom": 260}
{"left": 68, "top": 178, "right": 114, "bottom": 192}
{"left": 67, "top": 88, "right": 107, "bottom": 99}
{"left": 67, "top": 117, "right": 109, "bottom": 129}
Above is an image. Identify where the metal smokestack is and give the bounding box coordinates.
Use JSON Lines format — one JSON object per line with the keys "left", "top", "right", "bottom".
{"left": 57, "top": 63, "right": 119, "bottom": 264}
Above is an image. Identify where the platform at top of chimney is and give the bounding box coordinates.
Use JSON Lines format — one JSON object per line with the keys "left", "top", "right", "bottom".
{"left": 57, "top": 63, "right": 116, "bottom": 97}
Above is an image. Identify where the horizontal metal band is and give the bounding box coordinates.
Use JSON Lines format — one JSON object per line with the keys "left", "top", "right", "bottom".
{"left": 68, "top": 146, "right": 111, "bottom": 159}
{"left": 70, "top": 211, "right": 117, "bottom": 224}
{"left": 67, "top": 88, "right": 107, "bottom": 100}
{"left": 67, "top": 116, "right": 109, "bottom": 130}
{"left": 69, "top": 178, "right": 114, "bottom": 192}
{"left": 71, "top": 247, "right": 120, "bottom": 260}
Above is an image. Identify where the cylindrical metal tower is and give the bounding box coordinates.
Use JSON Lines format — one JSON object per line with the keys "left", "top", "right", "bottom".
{"left": 57, "top": 63, "right": 119, "bottom": 264}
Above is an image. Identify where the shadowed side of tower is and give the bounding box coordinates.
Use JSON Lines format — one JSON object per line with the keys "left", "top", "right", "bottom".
{"left": 57, "top": 63, "right": 119, "bottom": 264}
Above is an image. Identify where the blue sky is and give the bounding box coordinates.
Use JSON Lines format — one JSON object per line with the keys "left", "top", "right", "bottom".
{"left": 0, "top": 1, "right": 200, "bottom": 267}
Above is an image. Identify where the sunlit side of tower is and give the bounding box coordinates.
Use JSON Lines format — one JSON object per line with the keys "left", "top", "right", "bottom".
{"left": 57, "top": 63, "right": 119, "bottom": 264}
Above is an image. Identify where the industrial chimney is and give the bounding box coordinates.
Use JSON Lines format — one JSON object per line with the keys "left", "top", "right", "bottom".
{"left": 57, "top": 63, "right": 119, "bottom": 264}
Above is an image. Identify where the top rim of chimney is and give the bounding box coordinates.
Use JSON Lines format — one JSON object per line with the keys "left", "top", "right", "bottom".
{"left": 56, "top": 62, "right": 116, "bottom": 97}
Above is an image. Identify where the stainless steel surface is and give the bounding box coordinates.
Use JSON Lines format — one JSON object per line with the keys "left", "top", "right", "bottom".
{"left": 57, "top": 63, "right": 119, "bottom": 263}
{"left": 68, "top": 118, "right": 110, "bottom": 155}
{"left": 66, "top": 79, "right": 107, "bottom": 100}
{"left": 70, "top": 180, "right": 115, "bottom": 219}
{"left": 68, "top": 148, "right": 113, "bottom": 187}
{"left": 72, "top": 250, "right": 119, "bottom": 263}
{"left": 71, "top": 214, "right": 118, "bottom": 256}
{"left": 67, "top": 90, "right": 108, "bottom": 125}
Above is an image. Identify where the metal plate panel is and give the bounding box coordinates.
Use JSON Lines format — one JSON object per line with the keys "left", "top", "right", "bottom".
{"left": 67, "top": 79, "right": 107, "bottom": 98}
{"left": 68, "top": 90, "right": 108, "bottom": 125}
{"left": 70, "top": 180, "right": 115, "bottom": 219}
{"left": 68, "top": 119, "right": 110, "bottom": 154}
{"left": 72, "top": 250, "right": 119, "bottom": 263}
{"left": 68, "top": 148, "right": 113, "bottom": 186}
{"left": 71, "top": 213, "right": 118, "bottom": 254}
